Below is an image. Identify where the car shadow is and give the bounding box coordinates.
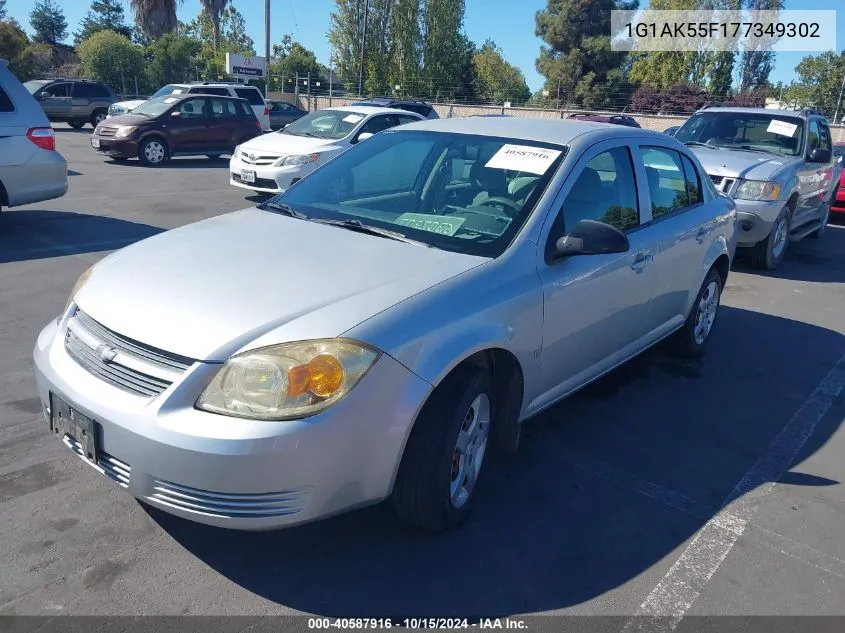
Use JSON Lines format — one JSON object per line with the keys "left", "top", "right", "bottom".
{"left": 142, "top": 305, "right": 844, "bottom": 618}
{"left": 0, "top": 210, "right": 164, "bottom": 264}
{"left": 733, "top": 222, "right": 845, "bottom": 283}
{"left": 102, "top": 157, "right": 232, "bottom": 169}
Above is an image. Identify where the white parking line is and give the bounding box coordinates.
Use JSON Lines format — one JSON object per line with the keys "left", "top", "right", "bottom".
{"left": 620, "top": 351, "right": 845, "bottom": 633}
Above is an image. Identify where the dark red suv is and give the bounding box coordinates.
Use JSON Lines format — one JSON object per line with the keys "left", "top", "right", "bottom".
{"left": 90, "top": 93, "right": 263, "bottom": 166}
{"left": 565, "top": 113, "right": 641, "bottom": 128}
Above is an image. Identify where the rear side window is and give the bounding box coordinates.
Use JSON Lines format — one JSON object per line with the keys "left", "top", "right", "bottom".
{"left": 189, "top": 87, "right": 230, "bottom": 96}
{"left": 641, "top": 146, "right": 690, "bottom": 219}
{"left": 680, "top": 154, "right": 702, "bottom": 205}
{"left": 398, "top": 104, "right": 431, "bottom": 117}
{"left": 235, "top": 88, "right": 265, "bottom": 106}
{"left": 0, "top": 85, "right": 14, "bottom": 112}
{"left": 210, "top": 98, "right": 237, "bottom": 117}
{"left": 74, "top": 83, "right": 110, "bottom": 98}
{"left": 395, "top": 114, "right": 420, "bottom": 126}
{"left": 237, "top": 101, "right": 254, "bottom": 117}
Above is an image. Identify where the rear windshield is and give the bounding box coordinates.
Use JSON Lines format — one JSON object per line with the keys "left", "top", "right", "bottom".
{"left": 235, "top": 88, "right": 265, "bottom": 106}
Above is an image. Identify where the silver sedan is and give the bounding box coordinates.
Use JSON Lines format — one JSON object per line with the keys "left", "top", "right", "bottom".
{"left": 33, "top": 117, "right": 737, "bottom": 532}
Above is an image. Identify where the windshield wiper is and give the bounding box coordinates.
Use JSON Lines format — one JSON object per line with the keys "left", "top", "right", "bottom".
{"left": 261, "top": 201, "right": 308, "bottom": 219}
{"left": 731, "top": 145, "right": 781, "bottom": 156}
{"left": 311, "top": 219, "right": 430, "bottom": 246}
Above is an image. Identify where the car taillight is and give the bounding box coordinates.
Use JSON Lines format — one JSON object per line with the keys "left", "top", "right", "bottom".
{"left": 27, "top": 127, "right": 56, "bottom": 151}
{"left": 264, "top": 107, "right": 269, "bottom": 116}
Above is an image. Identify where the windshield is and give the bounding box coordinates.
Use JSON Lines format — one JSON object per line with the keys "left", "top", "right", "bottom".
{"left": 675, "top": 112, "right": 805, "bottom": 156}
{"left": 24, "top": 80, "right": 49, "bottom": 94}
{"left": 131, "top": 95, "right": 180, "bottom": 118}
{"left": 149, "top": 85, "right": 185, "bottom": 99}
{"left": 267, "top": 130, "right": 567, "bottom": 258}
{"left": 281, "top": 109, "right": 368, "bottom": 139}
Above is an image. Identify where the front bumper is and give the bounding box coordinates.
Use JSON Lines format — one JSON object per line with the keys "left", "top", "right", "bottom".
{"left": 90, "top": 136, "right": 139, "bottom": 159}
{"left": 732, "top": 199, "right": 785, "bottom": 246}
{"left": 33, "top": 317, "right": 432, "bottom": 530}
{"left": 229, "top": 155, "right": 315, "bottom": 193}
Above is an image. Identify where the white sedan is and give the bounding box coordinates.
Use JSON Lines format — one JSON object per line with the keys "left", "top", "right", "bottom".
{"left": 229, "top": 105, "right": 424, "bottom": 194}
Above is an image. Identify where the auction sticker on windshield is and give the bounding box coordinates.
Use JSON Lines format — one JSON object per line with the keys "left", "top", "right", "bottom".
{"left": 485, "top": 144, "right": 562, "bottom": 175}
{"left": 767, "top": 119, "right": 798, "bottom": 137}
{"left": 343, "top": 114, "right": 365, "bottom": 123}
{"left": 395, "top": 213, "right": 466, "bottom": 236}
{"left": 163, "top": 97, "right": 178, "bottom": 104}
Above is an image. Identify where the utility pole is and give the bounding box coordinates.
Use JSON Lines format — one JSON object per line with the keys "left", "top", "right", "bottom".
{"left": 329, "top": 49, "right": 334, "bottom": 103}
{"left": 357, "top": 0, "right": 369, "bottom": 97}
{"left": 833, "top": 70, "right": 845, "bottom": 125}
{"left": 264, "top": 0, "right": 271, "bottom": 98}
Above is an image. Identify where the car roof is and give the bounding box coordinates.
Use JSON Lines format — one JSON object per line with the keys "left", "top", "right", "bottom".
{"left": 395, "top": 116, "right": 660, "bottom": 145}
{"left": 694, "top": 106, "right": 820, "bottom": 118}
{"left": 316, "top": 105, "right": 421, "bottom": 116}
{"left": 158, "top": 92, "right": 247, "bottom": 101}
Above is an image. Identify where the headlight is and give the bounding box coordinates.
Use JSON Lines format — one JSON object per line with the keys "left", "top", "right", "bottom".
{"left": 734, "top": 180, "right": 781, "bottom": 201}
{"left": 114, "top": 126, "right": 137, "bottom": 138}
{"left": 233, "top": 144, "right": 241, "bottom": 158}
{"left": 277, "top": 153, "right": 320, "bottom": 167}
{"left": 65, "top": 266, "right": 95, "bottom": 312}
{"left": 196, "top": 339, "right": 380, "bottom": 420}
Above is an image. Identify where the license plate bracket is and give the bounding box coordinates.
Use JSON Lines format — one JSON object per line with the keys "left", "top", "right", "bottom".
{"left": 241, "top": 169, "right": 256, "bottom": 183}
{"left": 91, "top": 138, "right": 100, "bottom": 149}
{"left": 50, "top": 393, "right": 98, "bottom": 464}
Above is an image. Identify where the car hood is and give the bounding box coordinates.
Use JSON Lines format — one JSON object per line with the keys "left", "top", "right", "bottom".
{"left": 688, "top": 146, "right": 792, "bottom": 181}
{"left": 74, "top": 208, "right": 486, "bottom": 362}
{"left": 98, "top": 113, "right": 151, "bottom": 127}
{"left": 240, "top": 131, "right": 347, "bottom": 155}
{"left": 112, "top": 99, "right": 146, "bottom": 110}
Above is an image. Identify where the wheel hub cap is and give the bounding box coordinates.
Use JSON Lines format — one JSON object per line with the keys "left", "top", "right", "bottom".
{"left": 449, "top": 393, "right": 491, "bottom": 509}
{"left": 772, "top": 216, "right": 788, "bottom": 258}
{"left": 145, "top": 143, "right": 164, "bottom": 163}
{"left": 693, "top": 281, "right": 719, "bottom": 345}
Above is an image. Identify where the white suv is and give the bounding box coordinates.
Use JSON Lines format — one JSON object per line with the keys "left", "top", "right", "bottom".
{"left": 108, "top": 82, "right": 271, "bottom": 131}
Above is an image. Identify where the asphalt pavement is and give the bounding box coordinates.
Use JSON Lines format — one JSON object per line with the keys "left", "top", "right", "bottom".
{"left": 1, "top": 125, "right": 844, "bottom": 623}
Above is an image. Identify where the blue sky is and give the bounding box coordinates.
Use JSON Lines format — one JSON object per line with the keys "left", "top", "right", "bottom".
{"left": 6, "top": 0, "right": 844, "bottom": 92}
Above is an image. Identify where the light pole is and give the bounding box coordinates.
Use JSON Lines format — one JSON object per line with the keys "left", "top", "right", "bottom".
{"left": 357, "top": 0, "right": 369, "bottom": 97}
{"left": 264, "top": 0, "right": 271, "bottom": 98}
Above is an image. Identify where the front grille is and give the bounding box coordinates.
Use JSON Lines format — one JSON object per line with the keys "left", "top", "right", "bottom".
{"left": 97, "top": 126, "right": 118, "bottom": 137}
{"left": 147, "top": 480, "right": 308, "bottom": 518}
{"left": 232, "top": 173, "right": 279, "bottom": 190}
{"left": 708, "top": 174, "right": 735, "bottom": 193}
{"left": 239, "top": 153, "right": 281, "bottom": 166}
{"left": 63, "top": 436, "right": 131, "bottom": 488}
{"left": 64, "top": 309, "right": 195, "bottom": 398}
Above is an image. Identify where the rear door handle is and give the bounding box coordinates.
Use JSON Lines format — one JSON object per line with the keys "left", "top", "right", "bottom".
{"left": 631, "top": 250, "right": 653, "bottom": 272}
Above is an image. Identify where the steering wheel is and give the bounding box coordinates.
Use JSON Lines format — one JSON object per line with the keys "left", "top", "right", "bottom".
{"left": 478, "top": 196, "right": 522, "bottom": 212}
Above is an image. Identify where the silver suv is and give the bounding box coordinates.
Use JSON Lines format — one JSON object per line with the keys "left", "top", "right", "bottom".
{"left": 24, "top": 78, "right": 118, "bottom": 129}
{"left": 675, "top": 106, "right": 837, "bottom": 270}
{"left": 0, "top": 60, "right": 68, "bottom": 216}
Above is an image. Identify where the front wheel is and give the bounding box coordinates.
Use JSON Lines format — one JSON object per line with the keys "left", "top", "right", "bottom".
{"left": 392, "top": 365, "right": 493, "bottom": 531}
{"left": 90, "top": 109, "right": 107, "bottom": 127}
{"left": 748, "top": 205, "right": 790, "bottom": 270}
{"left": 670, "top": 268, "right": 722, "bottom": 358}
{"left": 138, "top": 137, "right": 169, "bottom": 167}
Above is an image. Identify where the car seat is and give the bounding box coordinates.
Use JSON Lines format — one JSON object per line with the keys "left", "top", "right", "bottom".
{"left": 563, "top": 167, "right": 614, "bottom": 225}
{"left": 470, "top": 158, "right": 511, "bottom": 207}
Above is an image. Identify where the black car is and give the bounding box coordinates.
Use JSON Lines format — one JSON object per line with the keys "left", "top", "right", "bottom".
{"left": 565, "top": 113, "right": 641, "bottom": 128}
{"left": 351, "top": 96, "right": 439, "bottom": 119}
{"left": 24, "top": 78, "right": 119, "bottom": 128}
{"left": 268, "top": 100, "right": 308, "bottom": 130}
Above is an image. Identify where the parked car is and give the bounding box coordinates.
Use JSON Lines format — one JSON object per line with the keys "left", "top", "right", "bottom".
{"left": 268, "top": 100, "right": 308, "bottom": 130}
{"left": 0, "top": 60, "right": 68, "bottom": 215}
{"left": 664, "top": 126, "right": 680, "bottom": 136}
{"left": 675, "top": 106, "right": 837, "bottom": 270}
{"left": 831, "top": 142, "right": 845, "bottom": 218}
{"left": 351, "top": 96, "right": 439, "bottom": 119}
{"left": 23, "top": 78, "right": 118, "bottom": 128}
{"left": 108, "top": 82, "right": 272, "bottom": 131}
{"left": 90, "top": 93, "right": 263, "bottom": 166}
{"left": 34, "top": 116, "right": 736, "bottom": 532}
{"left": 230, "top": 105, "right": 424, "bottom": 193}
{"left": 565, "top": 113, "right": 641, "bottom": 128}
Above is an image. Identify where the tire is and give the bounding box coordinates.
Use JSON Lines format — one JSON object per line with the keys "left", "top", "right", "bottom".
{"left": 90, "top": 109, "right": 107, "bottom": 127}
{"left": 748, "top": 205, "right": 790, "bottom": 270}
{"left": 68, "top": 121, "right": 85, "bottom": 129}
{"left": 138, "top": 137, "right": 169, "bottom": 167}
{"left": 808, "top": 204, "right": 830, "bottom": 239}
{"left": 392, "top": 364, "right": 494, "bottom": 532}
{"left": 670, "top": 268, "right": 722, "bottom": 358}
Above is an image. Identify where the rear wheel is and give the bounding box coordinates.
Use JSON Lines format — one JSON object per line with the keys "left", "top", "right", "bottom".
{"left": 749, "top": 205, "right": 790, "bottom": 270}
{"left": 392, "top": 364, "right": 493, "bottom": 531}
{"left": 670, "top": 268, "right": 722, "bottom": 358}
{"left": 138, "top": 137, "right": 169, "bottom": 167}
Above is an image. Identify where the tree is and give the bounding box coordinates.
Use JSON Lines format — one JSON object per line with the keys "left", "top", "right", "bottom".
{"left": 472, "top": 39, "right": 531, "bottom": 104}
{"left": 77, "top": 30, "right": 144, "bottom": 94}
{"left": 708, "top": 51, "right": 735, "bottom": 96}
{"left": 0, "top": 0, "right": 7, "bottom": 20}
{"left": 536, "top": 0, "right": 639, "bottom": 109}
{"left": 421, "top": 0, "right": 467, "bottom": 100}
{"left": 144, "top": 32, "right": 201, "bottom": 86}
{"left": 130, "top": 0, "right": 177, "bottom": 40}
{"left": 75, "top": 0, "right": 132, "bottom": 45}
{"left": 738, "top": 0, "right": 782, "bottom": 90}
{"left": 784, "top": 51, "right": 845, "bottom": 117}
{"left": 328, "top": 0, "right": 370, "bottom": 94}
{"left": 388, "top": 0, "right": 422, "bottom": 97}
{"left": 0, "top": 20, "right": 51, "bottom": 81}
{"left": 30, "top": 0, "right": 68, "bottom": 46}
{"left": 270, "top": 35, "right": 323, "bottom": 88}
{"left": 183, "top": 5, "right": 255, "bottom": 80}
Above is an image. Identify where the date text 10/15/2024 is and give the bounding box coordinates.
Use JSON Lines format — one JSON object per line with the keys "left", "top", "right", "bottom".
{"left": 307, "top": 618, "right": 529, "bottom": 630}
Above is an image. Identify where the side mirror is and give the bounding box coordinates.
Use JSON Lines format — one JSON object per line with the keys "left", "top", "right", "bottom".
{"left": 170, "top": 111, "right": 181, "bottom": 118}
{"left": 39, "top": 92, "right": 50, "bottom": 100}
{"left": 808, "top": 148, "right": 831, "bottom": 163}
{"left": 356, "top": 132, "right": 374, "bottom": 143}
{"left": 551, "top": 219, "right": 630, "bottom": 261}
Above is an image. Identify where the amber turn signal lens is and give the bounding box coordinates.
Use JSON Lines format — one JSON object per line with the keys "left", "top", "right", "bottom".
{"left": 286, "top": 354, "right": 345, "bottom": 398}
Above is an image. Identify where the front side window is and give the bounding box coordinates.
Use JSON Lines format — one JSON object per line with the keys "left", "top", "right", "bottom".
{"left": 281, "top": 109, "right": 368, "bottom": 140}
{"left": 43, "top": 82, "right": 71, "bottom": 98}
{"left": 675, "top": 111, "right": 805, "bottom": 157}
{"left": 818, "top": 122, "right": 832, "bottom": 153}
{"left": 272, "top": 130, "right": 567, "bottom": 258}
{"left": 556, "top": 147, "right": 640, "bottom": 234}
{"left": 178, "top": 98, "right": 207, "bottom": 118}
{"left": 808, "top": 120, "right": 821, "bottom": 154}
{"left": 641, "top": 147, "right": 691, "bottom": 219}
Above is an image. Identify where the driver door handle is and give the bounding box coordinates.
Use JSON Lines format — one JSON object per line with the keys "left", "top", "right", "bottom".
{"left": 631, "top": 250, "right": 653, "bottom": 273}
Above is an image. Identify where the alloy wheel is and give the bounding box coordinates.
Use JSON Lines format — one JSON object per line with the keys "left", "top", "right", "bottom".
{"left": 449, "top": 393, "right": 491, "bottom": 509}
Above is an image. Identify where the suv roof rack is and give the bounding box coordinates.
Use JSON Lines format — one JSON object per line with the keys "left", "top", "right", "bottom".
{"left": 189, "top": 81, "right": 244, "bottom": 86}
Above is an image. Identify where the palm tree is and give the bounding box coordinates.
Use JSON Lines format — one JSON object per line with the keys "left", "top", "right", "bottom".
{"left": 131, "top": 0, "right": 229, "bottom": 49}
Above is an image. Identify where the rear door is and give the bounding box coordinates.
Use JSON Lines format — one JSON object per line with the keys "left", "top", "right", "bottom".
{"left": 206, "top": 97, "right": 240, "bottom": 150}
{"left": 166, "top": 97, "right": 211, "bottom": 152}
{"left": 40, "top": 82, "right": 72, "bottom": 120}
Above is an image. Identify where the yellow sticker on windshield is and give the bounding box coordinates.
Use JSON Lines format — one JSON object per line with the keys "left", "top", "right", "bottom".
{"left": 395, "top": 213, "right": 466, "bottom": 236}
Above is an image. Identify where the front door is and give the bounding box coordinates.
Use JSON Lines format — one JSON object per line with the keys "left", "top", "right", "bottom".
{"left": 166, "top": 97, "right": 211, "bottom": 152}
{"left": 39, "top": 82, "right": 72, "bottom": 120}
{"left": 796, "top": 119, "right": 833, "bottom": 221}
{"left": 536, "top": 142, "right": 656, "bottom": 406}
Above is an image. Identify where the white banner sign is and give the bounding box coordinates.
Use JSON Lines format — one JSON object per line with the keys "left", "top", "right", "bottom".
{"left": 226, "top": 53, "right": 266, "bottom": 78}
